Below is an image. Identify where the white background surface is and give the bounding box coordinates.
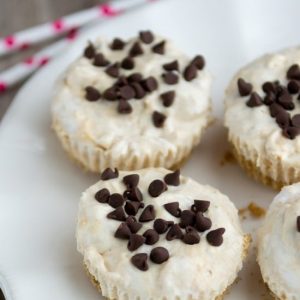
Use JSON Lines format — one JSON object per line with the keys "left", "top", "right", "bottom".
{"left": 1, "top": 0, "right": 299, "bottom": 299}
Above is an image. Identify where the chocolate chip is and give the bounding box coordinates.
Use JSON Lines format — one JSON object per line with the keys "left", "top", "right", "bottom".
{"left": 139, "top": 30, "right": 154, "bottom": 44}
{"left": 191, "top": 55, "right": 205, "bottom": 70}
{"left": 246, "top": 92, "right": 263, "bottom": 107}
{"left": 131, "top": 82, "right": 146, "bottom": 99}
{"left": 264, "top": 92, "right": 276, "bottom": 106}
{"left": 270, "top": 103, "right": 285, "bottom": 117}
{"left": 121, "top": 57, "right": 135, "bottom": 70}
{"left": 150, "top": 247, "right": 169, "bottom": 264}
{"left": 282, "top": 126, "right": 300, "bottom": 139}
{"left": 139, "top": 205, "right": 156, "bottom": 222}
{"left": 194, "top": 212, "right": 212, "bottom": 232}
{"left": 166, "top": 224, "right": 183, "bottom": 241}
{"left": 118, "top": 100, "right": 132, "bottom": 114}
{"left": 292, "top": 114, "right": 300, "bottom": 127}
{"left": 163, "top": 60, "right": 179, "bottom": 71}
{"left": 281, "top": 101, "right": 295, "bottom": 111}
{"left": 115, "top": 76, "right": 128, "bottom": 87}
{"left": 111, "top": 38, "right": 126, "bottom": 50}
{"left": 164, "top": 202, "right": 181, "bottom": 217}
{"left": 153, "top": 219, "right": 173, "bottom": 234}
{"left": 126, "top": 216, "right": 142, "bottom": 233}
{"left": 262, "top": 81, "right": 276, "bottom": 94}
{"left": 237, "top": 78, "right": 253, "bottom": 97}
{"left": 152, "top": 111, "right": 166, "bottom": 128}
{"left": 124, "top": 187, "right": 143, "bottom": 202}
{"left": 179, "top": 210, "right": 195, "bottom": 228}
{"left": 297, "top": 216, "right": 300, "bottom": 232}
{"left": 206, "top": 228, "right": 225, "bottom": 246}
{"left": 128, "top": 233, "right": 145, "bottom": 251}
{"left": 93, "top": 53, "right": 110, "bottom": 67}
{"left": 131, "top": 253, "right": 148, "bottom": 271}
{"left": 123, "top": 174, "right": 139, "bottom": 187}
{"left": 95, "top": 188, "right": 110, "bottom": 203}
{"left": 275, "top": 110, "right": 290, "bottom": 129}
{"left": 101, "top": 168, "right": 119, "bottom": 180}
{"left": 128, "top": 222, "right": 142, "bottom": 234}
{"left": 164, "top": 169, "right": 180, "bottom": 186}
{"left": 125, "top": 201, "right": 142, "bottom": 216}
{"left": 152, "top": 41, "right": 165, "bottom": 54}
{"left": 103, "top": 87, "right": 118, "bottom": 101}
{"left": 127, "top": 234, "right": 145, "bottom": 251}
{"left": 148, "top": 179, "right": 167, "bottom": 197}
{"left": 107, "top": 207, "right": 126, "bottom": 221}
{"left": 287, "top": 80, "right": 300, "bottom": 94}
{"left": 287, "top": 64, "right": 300, "bottom": 80}
{"left": 85, "top": 86, "right": 101, "bottom": 101}
{"left": 141, "top": 76, "right": 158, "bottom": 92}
{"left": 106, "top": 63, "right": 120, "bottom": 78}
{"left": 84, "top": 42, "right": 95, "bottom": 59}
{"left": 129, "top": 42, "right": 144, "bottom": 57}
{"left": 183, "top": 64, "right": 198, "bottom": 81}
{"left": 160, "top": 91, "right": 175, "bottom": 107}
{"left": 115, "top": 223, "right": 131, "bottom": 239}
{"left": 108, "top": 193, "right": 125, "bottom": 208}
{"left": 162, "top": 72, "right": 179, "bottom": 85}
{"left": 119, "top": 85, "right": 136, "bottom": 100}
{"left": 182, "top": 226, "right": 200, "bottom": 244}
{"left": 277, "top": 90, "right": 294, "bottom": 110}
{"left": 143, "top": 229, "right": 159, "bottom": 245}
{"left": 127, "top": 73, "right": 143, "bottom": 83}
{"left": 191, "top": 200, "right": 210, "bottom": 213}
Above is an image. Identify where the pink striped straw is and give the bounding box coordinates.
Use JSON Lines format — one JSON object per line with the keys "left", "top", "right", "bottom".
{"left": 0, "top": 0, "right": 159, "bottom": 93}
{"left": 0, "top": 0, "right": 155, "bottom": 57}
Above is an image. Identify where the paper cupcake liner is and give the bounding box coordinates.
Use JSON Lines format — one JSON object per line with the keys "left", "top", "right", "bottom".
{"left": 52, "top": 117, "right": 210, "bottom": 173}
{"left": 82, "top": 234, "right": 251, "bottom": 300}
{"left": 228, "top": 133, "right": 300, "bottom": 190}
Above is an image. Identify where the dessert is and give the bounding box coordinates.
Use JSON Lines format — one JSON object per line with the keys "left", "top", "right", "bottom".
{"left": 52, "top": 31, "right": 212, "bottom": 172}
{"left": 257, "top": 183, "right": 300, "bottom": 299}
{"left": 77, "top": 167, "right": 250, "bottom": 299}
{"left": 224, "top": 47, "right": 300, "bottom": 189}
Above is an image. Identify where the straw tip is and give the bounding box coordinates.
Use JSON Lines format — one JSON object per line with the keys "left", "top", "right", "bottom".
{"left": 0, "top": 82, "right": 7, "bottom": 93}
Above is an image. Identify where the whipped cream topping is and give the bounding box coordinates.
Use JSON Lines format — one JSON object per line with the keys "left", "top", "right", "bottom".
{"left": 225, "top": 47, "right": 300, "bottom": 168}
{"left": 77, "top": 168, "right": 246, "bottom": 300}
{"left": 52, "top": 33, "right": 212, "bottom": 159}
{"left": 257, "top": 183, "right": 300, "bottom": 300}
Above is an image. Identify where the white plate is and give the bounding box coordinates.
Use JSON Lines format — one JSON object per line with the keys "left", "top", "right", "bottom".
{"left": 1, "top": 0, "right": 299, "bottom": 299}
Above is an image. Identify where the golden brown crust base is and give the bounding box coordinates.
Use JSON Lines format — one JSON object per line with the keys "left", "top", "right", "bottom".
{"left": 83, "top": 235, "right": 251, "bottom": 300}
{"left": 230, "top": 143, "right": 285, "bottom": 190}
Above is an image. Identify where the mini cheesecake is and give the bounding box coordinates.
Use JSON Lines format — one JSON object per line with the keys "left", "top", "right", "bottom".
{"left": 257, "top": 183, "right": 300, "bottom": 299}
{"left": 224, "top": 47, "right": 300, "bottom": 189}
{"left": 76, "top": 168, "right": 250, "bottom": 300}
{"left": 52, "top": 31, "right": 212, "bottom": 172}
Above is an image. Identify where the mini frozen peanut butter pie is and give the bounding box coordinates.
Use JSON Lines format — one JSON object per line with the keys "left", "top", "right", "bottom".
{"left": 52, "top": 30, "right": 212, "bottom": 172}
{"left": 225, "top": 47, "right": 300, "bottom": 189}
{"left": 76, "top": 168, "right": 250, "bottom": 300}
{"left": 257, "top": 183, "right": 300, "bottom": 300}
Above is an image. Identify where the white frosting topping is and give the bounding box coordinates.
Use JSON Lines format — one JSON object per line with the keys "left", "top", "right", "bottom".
{"left": 52, "top": 34, "right": 212, "bottom": 158}
{"left": 77, "top": 168, "right": 246, "bottom": 300}
{"left": 257, "top": 183, "right": 300, "bottom": 300}
{"left": 224, "top": 47, "right": 300, "bottom": 167}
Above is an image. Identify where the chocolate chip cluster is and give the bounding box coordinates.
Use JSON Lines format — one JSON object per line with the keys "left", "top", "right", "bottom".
{"left": 82, "top": 30, "right": 205, "bottom": 128}
{"left": 237, "top": 64, "right": 300, "bottom": 139}
{"left": 94, "top": 168, "right": 226, "bottom": 271}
